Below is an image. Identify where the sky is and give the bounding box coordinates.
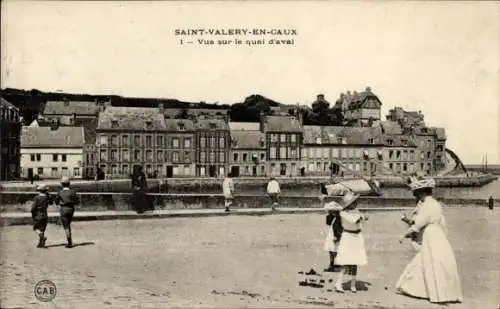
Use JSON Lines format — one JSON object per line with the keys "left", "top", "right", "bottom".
{"left": 1, "top": 1, "right": 499, "bottom": 164}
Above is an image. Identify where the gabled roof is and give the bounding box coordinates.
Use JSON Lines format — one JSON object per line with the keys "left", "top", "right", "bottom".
{"left": 164, "top": 119, "right": 195, "bottom": 131}
{"left": 21, "top": 126, "right": 85, "bottom": 148}
{"left": 303, "top": 125, "right": 384, "bottom": 145}
{"left": 97, "top": 107, "right": 166, "bottom": 131}
{"left": 230, "top": 130, "right": 265, "bottom": 149}
{"left": 195, "top": 119, "right": 229, "bottom": 130}
{"left": 229, "top": 122, "right": 260, "bottom": 131}
{"left": 0, "top": 97, "right": 18, "bottom": 110}
{"left": 262, "top": 116, "right": 302, "bottom": 132}
{"left": 43, "top": 101, "right": 99, "bottom": 116}
{"left": 379, "top": 121, "right": 403, "bottom": 135}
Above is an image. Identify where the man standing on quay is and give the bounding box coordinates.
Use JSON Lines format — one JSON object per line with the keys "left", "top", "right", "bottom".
{"left": 54, "top": 177, "right": 79, "bottom": 248}
{"left": 267, "top": 177, "right": 281, "bottom": 211}
{"left": 222, "top": 172, "right": 234, "bottom": 212}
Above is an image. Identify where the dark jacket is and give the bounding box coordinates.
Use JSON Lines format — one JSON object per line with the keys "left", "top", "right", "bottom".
{"left": 326, "top": 211, "right": 343, "bottom": 240}
{"left": 132, "top": 171, "right": 147, "bottom": 191}
{"left": 54, "top": 188, "right": 79, "bottom": 209}
{"left": 31, "top": 193, "right": 51, "bottom": 219}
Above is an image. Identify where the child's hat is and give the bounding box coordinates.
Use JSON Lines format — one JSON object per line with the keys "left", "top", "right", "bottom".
{"left": 340, "top": 190, "right": 360, "bottom": 209}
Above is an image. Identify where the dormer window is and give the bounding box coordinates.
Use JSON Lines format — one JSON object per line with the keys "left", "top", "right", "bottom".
{"left": 178, "top": 122, "right": 185, "bottom": 131}
{"left": 209, "top": 122, "right": 217, "bottom": 129}
{"left": 146, "top": 121, "right": 153, "bottom": 129}
{"left": 111, "top": 120, "right": 119, "bottom": 128}
{"left": 387, "top": 139, "right": 394, "bottom": 146}
{"left": 316, "top": 137, "right": 322, "bottom": 144}
{"left": 368, "top": 138, "right": 374, "bottom": 144}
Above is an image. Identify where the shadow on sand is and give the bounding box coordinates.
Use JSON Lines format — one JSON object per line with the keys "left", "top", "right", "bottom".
{"left": 341, "top": 280, "right": 371, "bottom": 291}
{"left": 45, "top": 241, "right": 95, "bottom": 248}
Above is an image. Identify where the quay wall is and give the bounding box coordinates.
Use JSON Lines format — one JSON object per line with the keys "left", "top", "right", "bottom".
{"left": 0, "top": 192, "right": 495, "bottom": 213}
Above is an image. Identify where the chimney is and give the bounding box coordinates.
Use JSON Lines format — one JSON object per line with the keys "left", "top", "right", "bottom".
{"left": 317, "top": 94, "right": 325, "bottom": 101}
{"left": 259, "top": 111, "right": 265, "bottom": 132}
{"left": 158, "top": 103, "right": 164, "bottom": 113}
{"left": 365, "top": 86, "right": 372, "bottom": 93}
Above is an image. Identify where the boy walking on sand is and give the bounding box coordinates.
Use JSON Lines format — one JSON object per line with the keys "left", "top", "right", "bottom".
{"left": 54, "top": 177, "right": 79, "bottom": 248}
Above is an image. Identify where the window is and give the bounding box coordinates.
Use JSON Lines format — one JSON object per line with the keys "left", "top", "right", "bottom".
{"left": 184, "top": 138, "right": 191, "bottom": 148}
{"left": 260, "top": 153, "right": 265, "bottom": 161}
{"left": 111, "top": 121, "right": 119, "bottom": 128}
{"left": 243, "top": 153, "right": 248, "bottom": 162}
{"left": 280, "top": 147, "right": 286, "bottom": 159}
{"left": 200, "top": 152, "right": 206, "bottom": 162}
{"left": 122, "top": 135, "right": 129, "bottom": 146}
{"left": 396, "top": 150, "right": 401, "bottom": 160}
{"left": 30, "top": 154, "right": 35, "bottom": 161}
{"left": 210, "top": 137, "right": 216, "bottom": 147}
{"left": 99, "top": 135, "right": 107, "bottom": 146}
{"left": 36, "top": 154, "right": 41, "bottom": 161}
{"left": 157, "top": 150, "right": 164, "bottom": 162}
{"left": 291, "top": 134, "right": 296, "bottom": 143}
{"left": 156, "top": 135, "right": 163, "bottom": 146}
{"left": 172, "top": 138, "right": 179, "bottom": 148}
{"left": 280, "top": 134, "right": 286, "bottom": 142}
{"left": 270, "top": 134, "right": 278, "bottom": 142}
{"left": 100, "top": 150, "right": 107, "bottom": 161}
{"left": 332, "top": 148, "right": 339, "bottom": 158}
{"left": 219, "top": 137, "right": 224, "bottom": 148}
{"left": 111, "top": 149, "right": 118, "bottom": 161}
{"left": 51, "top": 167, "right": 58, "bottom": 177}
{"left": 146, "top": 165, "right": 153, "bottom": 175}
{"left": 316, "top": 137, "right": 322, "bottom": 144}
{"left": 427, "top": 151, "right": 431, "bottom": 159}
{"left": 291, "top": 148, "right": 297, "bottom": 159}
{"left": 209, "top": 152, "right": 215, "bottom": 162}
{"left": 60, "top": 154, "right": 67, "bottom": 162}
{"left": 178, "top": 122, "right": 185, "bottom": 131}
{"left": 146, "top": 150, "right": 153, "bottom": 161}
{"left": 341, "top": 149, "right": 347, "bottom": 158}
{"left": 200, "top": 166, "right": 206, "bottom": 176}
{"left": 146, "top": 136, "right": 152, "bottom": 147}
{"left": 172, "top": 151, "right": 179, "bottom": 162}
{"left": 234, "top": 153, "right": 239, "bottom": 162}
{"left": 62, "top": 167, "right": 68, "bottom": 176}
{"left": 122, "top": 149, "right": 129, "bottom": 161}
{"left": 146, "top": 121, "right": 153, "bottom": 129}
{"left": 134, "top": 135, "right": 141, "bottom": 146}
{"left": 37, "top": 167, "right": 43, "bottom": 175}
{"left": 53, "top": 154, "right": 58, "bottom": 162}
{"left": 219, "top": 152, "right": 225, "bottom": 162}
{"left": 122, "top": 165, "right": 129, "bottom": 175}
{"left": 270, "top": 146, "right": 276, "bottom": 159}
{"left": 111, "top": 135, "right": 118, "bottom": 146}
{"left": 410, "top": 150, "right": 415, "bottom": 160}
{"left": 200, "top": 137, "right": 206, "bottom": 148}
{"left": 184, "top": 152, "right": 190, "bottom": 163}
{"left": 134, "top": 150, "right": 141, "bottom": 161}
{"left": 245, "top": 166, "right": 250, "bottom": 174}
{"left": 403, "top": 163, "right": 408, "bottom": 172}
{"left": 184, "top": 165, "right": 191, "bottom": 176}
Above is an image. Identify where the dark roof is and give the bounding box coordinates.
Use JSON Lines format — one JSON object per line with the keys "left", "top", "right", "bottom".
{"left": 97, "top": 107, "right": 166, "bottom": 131}
{"left": 346, "top": 88, "right": 382, "bottom": 110}
{"left": 163, "top": 108, "right": 229, "bottom": 119}
{"left": 435, "top": 128, "right": 446, "bottom": 140}
{"left": 0, "top": 97, "right": 18, "bottom": 110}
{"left": 21, "top": 126, "right": 85, "bottom": 148}
{"left": 379, "top": 121, "right": 403, "bottom": 135}
{"left": 383, "top": 134, "right": 417, "bottom": 147}
{"left": 229, "top": 122, "right": 260, "bottom": 131}
{"left": 262, "top": 116, "right": 302, "bottom": 132}
{"left": 43, "top": 101, "right": 99, "bottom": 115}
{"left": 303, "top": 126, "right": 383, "bottom": 145}
{"left": 195, "top": 119, "right": 229, "bottom": 130}
{"left": 164, "top": 119, "right": 195, "bottom": 131}
{"left": 230, "top": 130, "right": 265, "bottom": 149}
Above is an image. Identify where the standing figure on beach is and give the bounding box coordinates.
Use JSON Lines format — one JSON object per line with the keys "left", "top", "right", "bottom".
{"left": 131, "top": 165, "right": 149, "bottom": 214}
{"left": 54, "top": 177, "right": 79, "bottom": 248}
{"left": 321, "top": 200, "right": 343, "bottom": 272}
{"left": 31, "top": 184, "right": 52, "bottom": 248}
{"left": 222, "top": 172, "right": 234, "bottom": 212}
{"left": 324, "top": 190, "right": 369, "bottom": 293}
{"left": 266, "top": 177, "right": 281, "bottom": 211}
{"left": 396, "top": 176, "right": 463, "bottom": 304}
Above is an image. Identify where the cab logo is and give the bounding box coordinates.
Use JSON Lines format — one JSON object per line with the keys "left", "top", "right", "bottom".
{"left": 34, "top": 280, "right": 57, "bottom": 302}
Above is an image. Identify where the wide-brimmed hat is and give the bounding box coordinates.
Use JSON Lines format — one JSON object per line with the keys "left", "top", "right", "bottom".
{"left": 61, "top": 176, "right": 70, "bottom": 184}
{"left": 36, "top": 184, "right": 48, "bottom": 192}
{"left": 340, "top": 190, "right": 360, "bottom": 209}
{"left": 323, "top": 200, "right": 342, "bottom": 211}
{"left": 407, "top": 175, "right": 435, "bottom": 191}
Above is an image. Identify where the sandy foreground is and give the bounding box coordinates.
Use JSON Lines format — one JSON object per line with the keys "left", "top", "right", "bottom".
{"left": 0, "top": 207, "right": 498, "bottom": 309}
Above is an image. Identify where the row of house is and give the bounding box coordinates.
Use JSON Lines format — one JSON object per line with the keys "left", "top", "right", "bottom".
{"left": 0, "top": 98, "right": 22, "bottom": 181}
{"left": 18, "top": 95, "right": 447, "bottom": 179}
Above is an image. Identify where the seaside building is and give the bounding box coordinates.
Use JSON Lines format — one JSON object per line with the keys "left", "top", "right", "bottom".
{"left": 95, "top": 107, "right": 167, "bottom": 178}
{"left": 0, "top": 98, "right": 22, "bottom": 181}
{"left": 336, "top": 87, "right": 383, "bottom": 127}
{"left": 20, "top": 126, "right": 85, "bottom": 179}
{"left": 229, "top": 130, "right": 267, "bottom": 177}
{"left": 163, "top": 119, "right": 196, "bottom": 177}
{"left": 260, "top": 115, "right": 303, "bottom": 176}
{"left": 195, "top": 118, "right": 230, "bottom": 177}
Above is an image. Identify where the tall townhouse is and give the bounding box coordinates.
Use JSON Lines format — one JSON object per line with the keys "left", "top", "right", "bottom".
{"left": 164, "top": 119, "right": 196, "bottom": 177}
{"left": 261, "top": 115, "right": 303, "bottom": 176}
{"left": 379, "top": 134, "right": 419, "bottom": 175}
{"left": 20, "top": 126, "right": 85, "bottom": 179}
{"left": 95, "top": 107, "right": 167, "bottom": 178}
{"left": 0, "top": 98, "right": 21, "bottom": 180}
{"left": 341, "top": 87, "right": 383, "bottom": 126}
{"left": 195, "top": 118, "right": 230, "bottom": 177}
{"left": 229, "top": 130, "right": 266, "bottom": 177}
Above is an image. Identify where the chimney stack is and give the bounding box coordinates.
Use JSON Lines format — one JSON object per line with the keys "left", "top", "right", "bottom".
{"left": 259, "top": 111, "right": 265, "bottom": 132}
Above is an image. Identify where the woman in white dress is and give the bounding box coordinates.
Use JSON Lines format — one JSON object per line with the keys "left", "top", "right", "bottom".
{"left": 324, "top": 190, "right": 369, "bottom": 293}
{"left": 396, "top": 176, "right": 463, "bottom": 303}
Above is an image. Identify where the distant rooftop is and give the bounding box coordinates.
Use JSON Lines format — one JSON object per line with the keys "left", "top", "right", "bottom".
{"left": 97, "top": 107, "right": 166, "bottom": 131}
{"left": 164, "top": 118, "right": 195, "bottom": 131}
{"left": 195, "top": 119, "right": 229, "bottom": 131}
{"left": 43, "top": 100, "right": 99, "bottom": 116}
{"left": 229, "top": 122, "right": 260, "bottom": 131}
{"left": 230, "top": 130, "right": 265, "bottom": 149}
{"left": 21, "top": 126, "right": 85, "bottom": 148}
{"left": 262, "top": 115, "right": 302, "bottom": 132}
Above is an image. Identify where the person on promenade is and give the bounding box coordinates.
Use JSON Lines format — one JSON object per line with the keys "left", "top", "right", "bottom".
{"left": 222, "top": 172, "right": 234, "bottom": 212}
{"left": 131, "top": 165, "right": 149, "bottom": 214}
{"left": 488, "top": 195, "right": 494, "bottom": 210}
{"left": 323, "top": 190, "right": 369, "bottom": 293}
{"left": 266, "top": 177, "right": 281, "bottom": 211}
{"left": 30, "top": 184, "right": 52, "bottom": 248}
{"left": 396, "top": 176, "right": 463, "bottom": 304}
{"left": 320, "top": 185, "right": 343, "bottom": 272}
{"left": 54, "top": 177, "right": 79, "bottom": 248}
